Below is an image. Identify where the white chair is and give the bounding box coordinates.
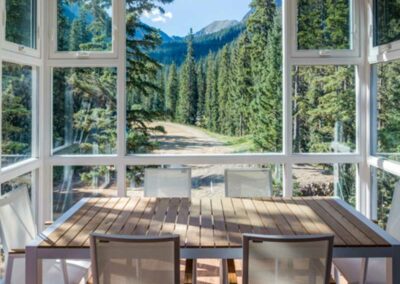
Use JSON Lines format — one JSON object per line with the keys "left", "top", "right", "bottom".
{"left": 333, "top": 182, "right": 400, "bottom": 284}
{"left": 144, "top": 168, "right": 191, "bottom": 198}
{"left": 90, "top": 233, "right": 180, "bottom": 284}
{"left": 0, "top": 188, "right": 90, "bottom": 284}
{"left": 224, "top": 169, "right": 273, "bottom": 198}
{"left": 241, "top": 234, "right": 334, "bottom": 284}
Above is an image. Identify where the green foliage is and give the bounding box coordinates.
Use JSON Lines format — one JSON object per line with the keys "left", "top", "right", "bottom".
{"left": 165, "top": 63, "right": 179, "bottom": 119}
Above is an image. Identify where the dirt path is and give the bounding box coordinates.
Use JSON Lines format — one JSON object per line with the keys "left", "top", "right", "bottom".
{"left": 150, "top": 121, "right": 234, "bottom": 154}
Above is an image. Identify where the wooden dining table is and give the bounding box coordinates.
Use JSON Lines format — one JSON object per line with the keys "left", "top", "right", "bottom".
{"left": 26, "top": 197, "right": 400, "bottom": 284}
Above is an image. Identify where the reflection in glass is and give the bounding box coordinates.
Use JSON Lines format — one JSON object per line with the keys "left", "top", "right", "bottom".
{"left": 374, "top": 0, "right": 400, "bottom": 46}
{"left": 1, "top": 172, "right": 32, "bottom": 197}
{"left": 297, "top": 0, "right": 351, "bottom": 50}
{"left": 374, "top": 60, "right": 400, "bottom": 162}
{"left": 292, "top": 65, "right": 356, "bottom": 153}
{"left": 57, "top": 0, "right": 112, "bottom": 52}
{"left": 52, "top": 67, "right": 117, "bottom": 155}
{"left": 53, "top": 166, "right": 117, "bottom": 219}
{"left": 376, "top": 168, "right": 400, "bottom": 227}
{"left": 5, "top": 0, "right": 37, "bottom": 48}
{"left": 293, "top": 163, "right": 356, "bottom": 206}
{"left": 1, "top": 62, "right": 33, "bottom": 168}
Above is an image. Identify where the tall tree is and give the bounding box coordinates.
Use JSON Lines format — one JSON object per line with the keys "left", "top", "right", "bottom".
{"left": 177, "top": 29, "right": 198, "bottom": 124}
{"left": 204, "top": 52, "right": 219, "bottom": 132}
{"left": 196, "top": 60, "right": 206, "bottom": 126}
{"left": 165, "top": 63, "right": 179, "bottom": 119}
{"left": 217, "top": 45, "right": 232, "bottom": 135}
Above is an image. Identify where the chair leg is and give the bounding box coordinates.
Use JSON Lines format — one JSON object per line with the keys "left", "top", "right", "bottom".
{"left": 60, "top": 259, "right": 70, "bottom": 284}
{"left": 5, "top": 255, "right": 14, "bottom": 284}
{"left": 184, "top": 259, "right": 196, "bottom": 284}
{"left": 220, "top": 259, "right": 227, "bottom": 284}
{"left": 220, "top": 259, "right": 238, "bottom": 284}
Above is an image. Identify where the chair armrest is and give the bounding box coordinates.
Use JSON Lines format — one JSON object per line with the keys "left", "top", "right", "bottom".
{"left": 184, "top": 259, "right": 194, "bottom": 284}
{"left": 227, "top": 259, "right": 238, "bottom": 284}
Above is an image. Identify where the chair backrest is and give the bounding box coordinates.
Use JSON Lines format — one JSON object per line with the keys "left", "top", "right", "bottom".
{"left": 225, "top": 169, "right": 273, "bottom": 198}
{"left": 0, "top": 188, "right": 36, "bottom": 253}
{"left": 144, "top": 168, "right": 191, "bottom": 198}
{"left": 242, "top": 234, "right": 334, "bottom": 284}
{"left": 90, "top": 234, "right": 180, "bottom": 284}
{"left": 386, "top": 181, "right": 400, "bottom": 240}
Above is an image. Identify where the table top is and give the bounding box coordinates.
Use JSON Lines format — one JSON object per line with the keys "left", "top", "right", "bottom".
{"left": 39, "top": 197, "right": 391, "bottom": 249}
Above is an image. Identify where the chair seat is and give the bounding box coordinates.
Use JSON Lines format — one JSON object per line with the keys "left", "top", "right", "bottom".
{"left": 10, "top": 258, "right": 90, "bottom": 284}
{"left": 333, "top": 258, "right": 386, "bottom": 284}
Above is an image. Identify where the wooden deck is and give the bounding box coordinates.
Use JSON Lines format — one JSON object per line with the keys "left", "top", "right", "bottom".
{"left": 39, "top": 197, "right": 390, "bottom": 249}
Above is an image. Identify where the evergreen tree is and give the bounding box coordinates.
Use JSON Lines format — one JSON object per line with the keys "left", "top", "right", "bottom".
{"left": 204, "top": 52, "right": 219, "bottom": 132}
{"left": 217, "top": 45, "right": 232, "bottom": 135}
{"left": 165, "top": 63, "right": 179, "bottom": 119}
{"left": 69, "top": 10, "right": 90, "bottom": 51}
{"left": 177, "top": 29, "right": 198, "bottom": 124}
{"left": 196, "top": 60, "right": 206, "bottom": 126}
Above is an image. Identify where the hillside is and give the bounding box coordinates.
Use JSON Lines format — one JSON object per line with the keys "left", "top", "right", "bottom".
{"left": 195, "top": 20, "right": 240, "bottom": 36}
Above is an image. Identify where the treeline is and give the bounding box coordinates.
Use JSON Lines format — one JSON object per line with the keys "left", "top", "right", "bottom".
{"left": 144, "top": 0, "right": 283, "bottom": 152}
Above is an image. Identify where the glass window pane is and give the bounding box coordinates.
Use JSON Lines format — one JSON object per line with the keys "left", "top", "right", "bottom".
{"left": 1, "top": 62, "right": 33, "bottom": 168}
{"left": 52, "top": 67, "right": 117, "bottom": 155}
{"left": 292, "top": 65, "right": 356, "bottom": 153}
{"left": 53, "top": 165, "right": 117, "bottom": 219}
{"left": 375, "top": 168, "right": 400, "bottom": 228}
{"left": 57, "top": 0, "right": 112, "bottom": 52}
{"left": 373, "top": 0, "right": 400, "bottom": 46}
{"left": 1, "top": 172, "right": 32, "bottom": 197}
{"left": 297, "top": 0, "right": 351, "bottom": 50}
{"left": 127, "top": 164, "right": 282, "bottom": 198}
{"left": 374, "top": 60, "right": 400, "bottom": 161}
{"left": 5, "top": 0, "right": 37, "bottom": 48}
{"left": 126, "top": 1, "right": 282, "bottom": 154}
{"left": 293, "top": 163, "right": 356, "bottom": 206}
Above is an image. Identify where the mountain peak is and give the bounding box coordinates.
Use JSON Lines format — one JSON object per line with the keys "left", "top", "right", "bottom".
{"left": 195, "top": 20, "right": 240, "bottom": 37}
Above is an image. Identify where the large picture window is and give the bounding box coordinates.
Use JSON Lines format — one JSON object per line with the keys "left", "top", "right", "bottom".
{"left": 292, "top": 65, "right": 356, "bottom": 153}
{"left": 52, "top": 67, "right": 117, "bottom": 155}
{"left": 1, "top": 62, "right": 34, "bottom": 168}
{"left": 55, "top": 0, "right": 113, "bottom": 53}
{"left": 4, "top": 0, "right": 37, "bottom": 49}
{"left": 373, "top": 0, "right": 400, "bottom": 46}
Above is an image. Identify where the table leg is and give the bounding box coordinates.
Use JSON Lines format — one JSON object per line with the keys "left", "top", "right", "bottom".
{"left": 387, "top": 246, "right": 400, "bottom": 284}
{"left": 26, "top": 246, "right": 42, "bottom": 284}
{"left": 220, "top": 259, "right": 228, "bottom": 284}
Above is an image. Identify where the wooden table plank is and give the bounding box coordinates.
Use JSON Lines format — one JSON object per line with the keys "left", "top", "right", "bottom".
{"left": 133, "top": 198, "right": 158, "bottom": 235}
{"left": 70, "top": 198, "right": 122, "bottom": 247}
{"left": 55, "top": 198, "right": 110, "bottom": 247}
{"left": 174, "top": 198, "right": 190, "bottom": 247}
{"left": 147, "top": 198, "right": 170, "bottom": 236}
{"left": 303, "top": 198, "right": 361, "bottom": 246}
{"left": 328, "top": 199, "right": 389, "bottom": 246}
{"left": 82, "top": 198, "right": 131, "bottom": 247}
{"left": 106, "top": 197, "right": 141, "bottom": 235}
{"left": 221, "top": 198, "right": 241, "bottom": 247}
{"left": 161, "top": 198, "right": 181, "bottom": 235}
{"left": 293, "top": 198, "right": 346, "bottom": 246}
{"left": 120, "top": 198, "right": 150, "bottom": 235}
{"left": 186, "top": 198, "right": 201, "bottom": 247}
{"left": 200, "top": 198, "right": 214, "bottom": 247}
{"left": 274, "top": 198, "right": 308, "bottom": 235}
{"left": 231, "top": 198, "right": 253, "bottom": 235}
{"left": 40, "top": 198, "right": 99, "bottom": 247}
{"left": 315, "top": 198, "right": 375, "bottom": 246}
{"left": 241, "top": 199, "right": 269, "bottom": 235}
{"left": 211, "top": 198, "right": 229, "bottom": 247}
{"left": 262, "top": 199, "right": 294, "bottom": 235}
{"left": 251, "top": 199, "right": 281, "bottom": 235}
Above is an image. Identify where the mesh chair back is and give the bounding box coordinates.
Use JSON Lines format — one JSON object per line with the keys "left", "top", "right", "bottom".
{"left": 225, "top": 169, "right": 273, "bottom": 197}
{"left": 90, "top": 234, "right": 180, "bottom": 284}
{"left": 0, "top": 188, "right": 36, "bottom": 252}
{"left": 144, "top": 168, "right": 191, "bottom": 197}
{"left": 386, "top": 182, "right": 400, "bottom": 240}
{"left": 243, "top": 234, "right": 334, "bottom": 284}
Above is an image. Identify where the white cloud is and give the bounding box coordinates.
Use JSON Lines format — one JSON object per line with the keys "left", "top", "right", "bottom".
{"left": 143, "top": 8, "right": 173, "bottom": 23}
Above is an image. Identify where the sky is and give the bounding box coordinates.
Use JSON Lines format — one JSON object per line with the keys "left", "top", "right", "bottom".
{"left": 141, "top": 0, "right": 252, "bottom": 37}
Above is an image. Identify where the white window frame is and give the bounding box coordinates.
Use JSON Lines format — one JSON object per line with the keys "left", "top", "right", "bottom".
{"left": 0, "top": 0, "right": 40, "bottom": 58}
{"left": 48, "top": 0, "right": 119, "bottom": 59}
{"left": 288, "top": 0, "right": 360, "bottom": 59}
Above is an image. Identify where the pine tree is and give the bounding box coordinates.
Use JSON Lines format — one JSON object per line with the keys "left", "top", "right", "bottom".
{"left": 177, "top": 29, "right": 198, "bottom": 124}
{"left": 252, "top": 12, "right": 282, "bottom": 152}
{"left": 196, "top": 60, "right": 206, "bottom": 126}
{"left": 165, "top": 63, "right": 179, "bottom": 119}
{"left": 204, "top": 52, "right": 219, "bottom": 132}
{"left": 217, "top": 45, "right": 232, "bottom": 135}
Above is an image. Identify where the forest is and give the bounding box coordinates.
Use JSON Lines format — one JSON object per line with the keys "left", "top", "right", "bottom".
{"left": 1, "top": 0, "right": 400, "bottom": 224}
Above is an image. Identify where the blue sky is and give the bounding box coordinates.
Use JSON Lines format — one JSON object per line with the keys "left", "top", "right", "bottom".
{"left": 141, "top": 0, "right": 252, "bottom": 37}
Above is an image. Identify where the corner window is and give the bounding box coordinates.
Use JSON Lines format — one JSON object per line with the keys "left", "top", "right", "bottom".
{"left": 373, "top": 0, "right": 400, "bottom": 47}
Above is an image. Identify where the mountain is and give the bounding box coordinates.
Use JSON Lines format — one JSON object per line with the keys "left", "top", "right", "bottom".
{"left": 195, "top": 20, "right": 240, "bottom": 36}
